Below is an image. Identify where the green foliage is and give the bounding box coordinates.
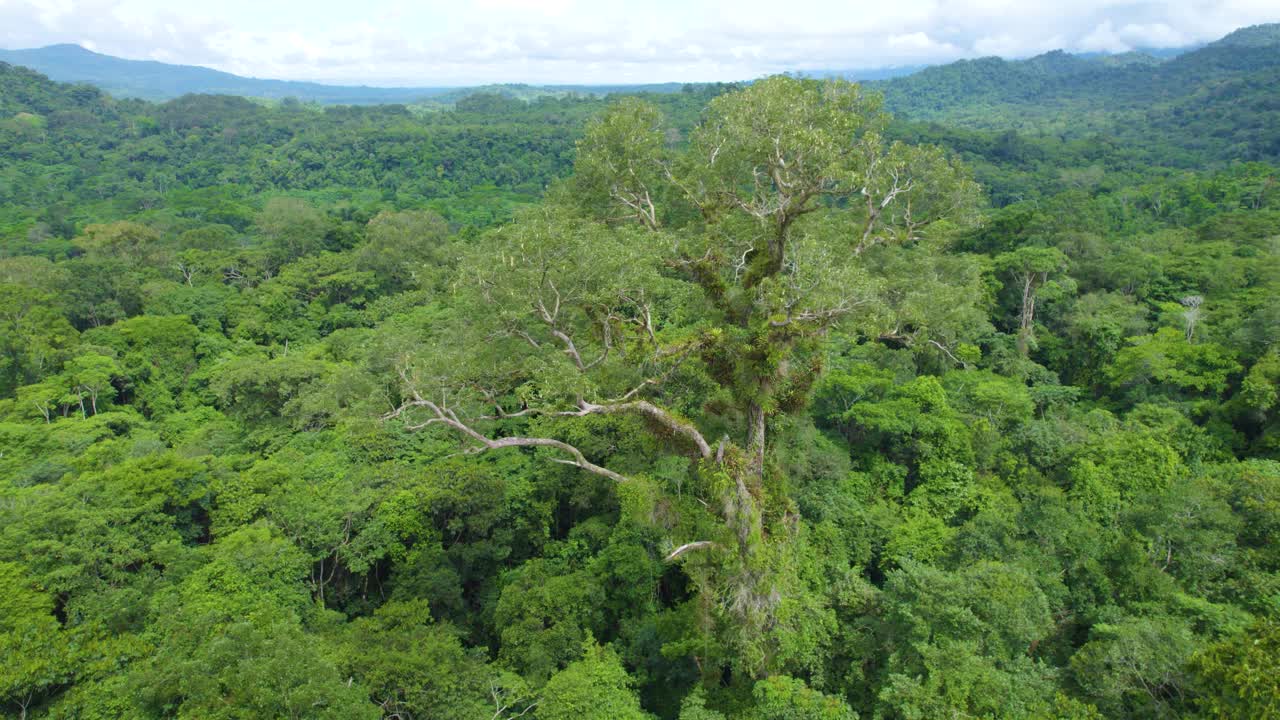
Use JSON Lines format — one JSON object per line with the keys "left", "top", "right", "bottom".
{"left": 1107, "top": 327, "right": 1242, "bottom": 397}
{"left": 875, "top": 560, "right": 1058, "bottom": 718}
{"left": 494, "top": 559, "right": 604, "bottom": 682}
{"left": 339, "top": 600, "right": 494, "bottom": 719}
{"left": 539, "top": 642, "right": 652, "bottom": 720}
{"left": 130, "top": 524, "right": 375, "bottom": 719}
{"left": 0, "top": 51, "right": 1277, "bottom": 720}
{"left": 0, "top": 562, "right": 73, "bottom": 719}
{"left": 1070, "top": 615, "right": 1197, "bottom": 718}
{"left": 1192, "top": 618, "right": 1280, "bottom": 719}
{"left": 749, "top": 676, "right": 857, "bottom": 720}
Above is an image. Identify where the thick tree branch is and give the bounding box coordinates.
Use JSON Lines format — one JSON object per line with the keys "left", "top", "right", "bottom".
{"left": 928, "top": 339, "right": 971, "bottom": 369}
{"left": 564, "top": 399, "right": 712, "bottom": 459}
{"left": 665, "top": 541, "right": 717, "bottom": 562}
{"left": 385, "top": 378, "right": 629, "bottom": 483}
{"left": 550, "top": 328, "right": 588, "bottom": 370}
{"left": 769, "top": 297, "right": 865, "bottom": 330}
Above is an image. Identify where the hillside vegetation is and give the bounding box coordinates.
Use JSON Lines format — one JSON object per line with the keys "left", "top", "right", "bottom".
{"left": 876, "top": 24, "right": 1280, "bottom": 163}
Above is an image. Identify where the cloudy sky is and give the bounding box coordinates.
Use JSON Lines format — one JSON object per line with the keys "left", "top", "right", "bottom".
{"left": 1, "top": 0, "right": 1277, "bottom": 86}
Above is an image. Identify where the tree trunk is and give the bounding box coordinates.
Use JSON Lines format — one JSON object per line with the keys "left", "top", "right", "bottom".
{"left": 746, "top": 401, "right": 766, "bottom": 478}
{"left": 1018, "top": 273, "right": 1036, "bottom": 356}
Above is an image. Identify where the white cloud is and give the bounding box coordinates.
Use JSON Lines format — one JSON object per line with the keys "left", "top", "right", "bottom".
{"left": 0, "top": 0, "right": 1277, "bottom": 84}
{"left": 1117, "top": 22, "right": 1188, "bottom": 47}
{"left": 1080, "top": 21, "right": 1130, "bottom": 52}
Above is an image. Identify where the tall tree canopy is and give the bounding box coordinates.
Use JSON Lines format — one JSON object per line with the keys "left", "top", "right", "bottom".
{"left": 387, "top": 76, "right": 980, "bottom": 676}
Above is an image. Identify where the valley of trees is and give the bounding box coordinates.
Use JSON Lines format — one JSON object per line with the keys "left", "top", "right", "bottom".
{"left": 1, "top": 24, "right": 1278, "bottom": 720}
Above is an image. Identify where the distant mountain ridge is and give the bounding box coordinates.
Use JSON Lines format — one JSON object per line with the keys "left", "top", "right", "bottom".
{"left": 0, "top": 44, "right": 457, "bottom": 104}
{"left": 0, "top": 44, "right": 695, "bottom": 105}
{"left": 869, "top": 22, "right": 1280, "bottom": 132}
{"left": 1211, "top": 22, "right": 1280, "bottom": 47}
{"left": 1, "top": 23, "right": 1277, "bottom": 120}
{"left": 0, "top": 35, "right": 1209, "bottom": 106}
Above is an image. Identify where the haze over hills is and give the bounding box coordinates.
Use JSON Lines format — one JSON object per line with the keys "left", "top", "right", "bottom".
{"left": 0, "top": 44, "right": 458, "bottom": 104}
{"left": 0, "top": 36, "right": 1198, "bottom": 106}
{"left": 0, "top": 43, "right": 705, "bottom": 104}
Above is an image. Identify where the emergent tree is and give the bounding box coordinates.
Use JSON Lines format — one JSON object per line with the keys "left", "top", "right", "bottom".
{"left": 387, "top": 76, "right": 980, "bottom": 676}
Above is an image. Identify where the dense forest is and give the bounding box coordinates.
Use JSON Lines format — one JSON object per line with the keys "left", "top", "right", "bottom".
{"left": 875, "top": 23, "right": 1280, "bottom": 162}
{"left": 1, "top": 24, "right": 1278, "bottom": 720}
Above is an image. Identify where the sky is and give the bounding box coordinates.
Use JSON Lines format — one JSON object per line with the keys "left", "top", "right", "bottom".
{"left": 1, "top": 0, "right": 1278, "bottom": 86}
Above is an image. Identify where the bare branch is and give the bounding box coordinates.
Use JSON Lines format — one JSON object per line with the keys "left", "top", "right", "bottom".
{"left": 550, "top": 328, "right": 587, "bottom": 370}
{"left": 565, "top": 399, "right": 712, "bottom": 459}
{"left": 611, "top": 186, "right": 660, "bottom": 231}
{"left": 491, "top": 681, "right": 538, "bottom": 720}
{"left": 665, "top": 541, "right": 717, "bottom": 562}
{"left": 928, "top": 339, "right": 970, "bottom": 369}
{"left": 512, "top": 329, "right": 542, "bottom": 349}
{"left": 581, "top": 317, "right": 613, "bottom": 370}
{"left": 769, "top": 298, "right": 864, "bottom": 329}
{"left": 385, "top": 390, "right": 629, "bottom": 483}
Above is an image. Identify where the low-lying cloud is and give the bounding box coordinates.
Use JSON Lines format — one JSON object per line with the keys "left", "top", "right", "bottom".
{"left": 1, "top": 0, "right": 1277, "bottom": 85}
